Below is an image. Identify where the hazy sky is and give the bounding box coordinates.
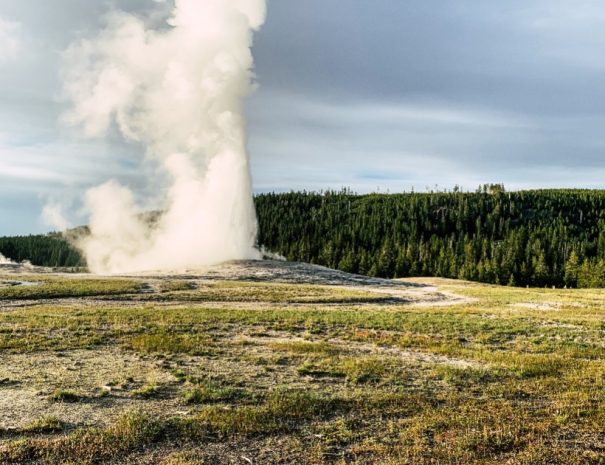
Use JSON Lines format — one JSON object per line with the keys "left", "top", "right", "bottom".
{"left": 2, "top": 0, "right": 605, "bottom": 234}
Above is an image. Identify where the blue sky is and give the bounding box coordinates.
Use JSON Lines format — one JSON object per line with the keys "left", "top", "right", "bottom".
{"left": 2, "top": 0, "right": 605, "bottom": 234}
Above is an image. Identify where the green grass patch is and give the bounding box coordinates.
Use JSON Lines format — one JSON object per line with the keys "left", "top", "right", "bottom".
{"left": 159, "top": 280, "right": 196, "bottom": 292}
{"left": 0, "top": 276, "right": 144, "bottom": 300}
{"left": 181, "top": 384, "right": 239, "bottom": 405}
{"left": 269, "top": 340, "right": 340, "bottom": 355}
{"left": 131, "top": 383, "right": 160, "bottom": 399}
{"left": 340, "top": 356, "right": 390, "bottom": 384}
{"left": 49, "top": 389, "right": 81, "bottom": 403}
{"left": 434, "top": 366, "right": 502, "bottom": 387}
{"left": 23, "top": 416, "right": 66, "bottom": 434}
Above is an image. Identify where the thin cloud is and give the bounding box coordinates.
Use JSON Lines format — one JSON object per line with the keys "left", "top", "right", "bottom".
{"left": 0, "top": 16, "right": 20, "bottom": 61}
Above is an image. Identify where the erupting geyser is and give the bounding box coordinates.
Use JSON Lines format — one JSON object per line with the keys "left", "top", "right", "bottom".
{"left": 61, "top": 0, "right": 266, "bottom": 273}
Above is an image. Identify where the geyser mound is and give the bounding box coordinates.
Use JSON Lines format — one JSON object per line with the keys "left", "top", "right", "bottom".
{"left": 60, "top": 0, "right": 266, "bottom": 274}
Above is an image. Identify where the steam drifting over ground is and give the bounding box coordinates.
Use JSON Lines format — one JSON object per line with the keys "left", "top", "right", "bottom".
{"left": 59, "top": 0, "right": 266, "bottom": 273}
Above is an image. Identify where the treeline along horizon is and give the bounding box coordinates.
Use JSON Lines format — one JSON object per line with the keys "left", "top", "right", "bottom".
{"left": 4, "top": 188, "right": 605, "bottom": 287}
{"left": 255, "top": 188, "right": 605, "bottom": 288}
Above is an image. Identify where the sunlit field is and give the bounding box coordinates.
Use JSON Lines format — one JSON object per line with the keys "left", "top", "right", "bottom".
{"left": 1, "top": 265, "right": 605, "bottom": 464}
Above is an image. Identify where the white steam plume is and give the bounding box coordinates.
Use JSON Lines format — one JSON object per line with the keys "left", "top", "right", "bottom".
{"left": 61, "top": 0, "right": 265, "bottom": 274}
{"left": 0, "top": 253, "right": 15, "bottom": 265}
{"left": 42, "top": 203, "right": 70, "bottom": 232}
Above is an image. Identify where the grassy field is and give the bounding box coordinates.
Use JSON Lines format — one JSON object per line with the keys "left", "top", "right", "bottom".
{"left": 1, "top": 269, "right": 605, "bottom": 464}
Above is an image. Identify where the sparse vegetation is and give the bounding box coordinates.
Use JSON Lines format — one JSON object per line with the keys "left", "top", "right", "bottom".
{"left": 1, "top": 270, "right": 605, "bottom": 463}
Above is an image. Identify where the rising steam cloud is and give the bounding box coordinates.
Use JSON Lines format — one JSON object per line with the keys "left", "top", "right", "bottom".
{"left": 61, "top": 0, "right": 266, "bottom": 273}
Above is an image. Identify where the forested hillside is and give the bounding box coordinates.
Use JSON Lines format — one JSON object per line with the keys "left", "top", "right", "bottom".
{"left": 0, "top": 233, "right": 84, "bottom": 268}
{"left": 255, "top": 189, "right": 605, "bottom": 288}
{"left": 5, "top": 189, "right": 605, "bottom": 287}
